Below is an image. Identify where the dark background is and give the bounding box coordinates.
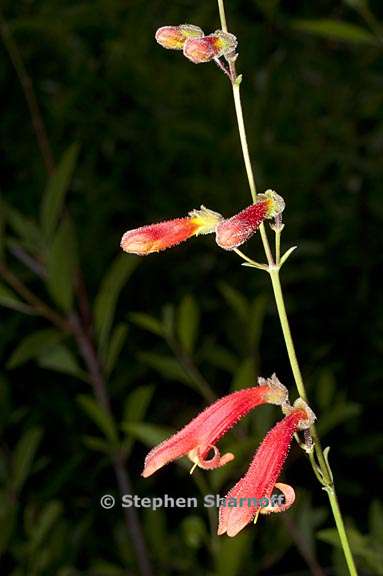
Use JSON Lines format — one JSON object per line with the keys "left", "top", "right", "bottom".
{"left": 1, "top": 1, "right": 382, "bottom": 575}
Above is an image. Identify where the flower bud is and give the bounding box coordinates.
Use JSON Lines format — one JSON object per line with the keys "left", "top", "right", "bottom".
{"left": 183, "top": 31, "right": 238, "bottom": 64}
{"left": 155, "top": 24, "right": 204, "bottom": 50}
{"left": 215, "top": 191, "right": 285, "bottom": 251}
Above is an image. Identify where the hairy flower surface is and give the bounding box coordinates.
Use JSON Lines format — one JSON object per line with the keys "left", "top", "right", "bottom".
{"left": 183, "top": 31, "right": 237, "bottom": 64}
{"left": 120, "top": 206, "right": 222, "bottom": 255}
{"left": 155, "top": 24, "right": 204, "bottom": 50}
{"left": 218, "top": 399, "right": 315, "bottom": 537}
{"left": 216, "top": 190, "right": 285, "bottom": 250}
{"left": 142, "top": 375, "right": 288, "bottom": 478}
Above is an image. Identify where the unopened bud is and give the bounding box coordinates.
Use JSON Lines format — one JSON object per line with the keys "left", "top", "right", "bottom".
{"left": 155, "top": 24, "right": 204, "bottom": 50}
{"left": 183, "top": 31, "right": 238, "bottom": 64}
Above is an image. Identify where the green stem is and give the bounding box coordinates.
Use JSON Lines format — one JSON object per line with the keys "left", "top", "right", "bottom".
{"left": 231, "top": 82, "right": 275, "bottom": 267}
{"left": 217, "top": 1, "right": 358, "bottom": 574}
{"left": 327, "top": 487, "right": 358, "bottom": 576}
{"left": 268, "top": 269, "right": 305, "bottom": 398}
{"left": 217, "top": 0, "right": 228, "bottom": 33}
{"left": 232, "top": 82, "right": 257, "bottom": 202}
{"left": 269, "top": 269, "right": 330, "bottom": 481}
{"left": 269, "top": 269, "right": 357, "bottom": 576}
{"left": 275, "top": 226, "right": 282, "bottom": 266}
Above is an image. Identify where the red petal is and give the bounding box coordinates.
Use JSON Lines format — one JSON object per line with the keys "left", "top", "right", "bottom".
{"left": 218, "top": 409, "right": 307, "bottom": 537}
{"left": 216, "top": 201, "right": 270, "bottom": 250}
{"left": 142, "top": 384, "right": 279, "bottom": 478}
{"left": 121, "top": 218, "right": 199, "bottom": 255}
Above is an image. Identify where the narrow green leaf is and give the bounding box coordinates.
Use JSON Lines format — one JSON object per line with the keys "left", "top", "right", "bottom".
{"left": 181, "top": 516, "right": 207, "bottom": 549}
{"left": 77, "top": 394, "right": 118, "bottom": 444}
{"left": 82, "top": 435, "right": 111, "bottom": 454}
{"left": 292, "top": 19, "right": 377, "bottom": 45}
{"left": 0, "top": 282, "right": 34, "bottom": 315}
{"left": 177, "top": 295, "right": 200, "bottom": 354}
{"left": 201, "top": 343, "right": 238, "bottom": 373}
{"left": 123, "top": 385, "right": 154, "bottom": 424}
{"left": 7, "top": 329, "right": 63, "bottom": 369}
{"left": 37, "top": 344, "right": 87, "bottom": 380}
{"left": 122, "top": 385, "right": 155, "bottom": 458}
{"left": 316, "top": 369, "right": 336, "bottom": 409}
{"left": 219, "top": 282, "right": 248, "bottom": 320}
{"left": 317, "top": 401, "right": 361, "bottom": 436}
{"left": 46, "top": 217, "right": 77, "bottom": 311}
{"left": 370, "top": 500, "right": 383, "bottom": 547}
{"left": 130, "top": 312, "right": 163, "bottom": 336}
{"left": 40, "top": 143, "right": 80, "bottom": 237}
{"left": 248, "top": 294, "right": 268, "bottom": 352}
{"left": 143, "top": 509, "right": 169, "bottom": 564}
{"left": 29, "top": 501, "right": 62, "bottom": 552}
{"left": 94, "top": 255, "right": 139, "bottom": 353}
{"left": 317, "top": 525, "right": 382, "bottom": 567}
{"left": 105, "top": 323, "right": 128, "bottom": 376}
{"left": 231, "top": 357, "right": 256, "bottom": 391}
{"left": 11, "top": 427, "right": 43, "bottom": 492}
{"left": 162, "top": 304, "right": 175, "bottom": 338}
{"left": 279, "top": 245, "right": 297, "bottom": 267}
{"left": 122, "top": 422, "right": 171, "bottom": 447}
{"left": 0, "top": 491, "right": 17, "bottom": 554}
{"left": 138, "top": 352, "right": 190, "bottom": 385}
{"left": 215, "top": 530, "right": 251, "bottom": 576}
{"left": 5, "top": 203, "right": 43, "bottom": 250}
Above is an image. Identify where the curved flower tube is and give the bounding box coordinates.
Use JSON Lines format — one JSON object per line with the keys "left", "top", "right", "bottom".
{"left": 142, "top": 374, "right": 288, "bottom": 478}
{"left": 218, "top": 398, "right": 315, "bottom": 537}
{"left": 120, "top": 206, "right": 223, "bottom": 255}
{"left": 215, "top": 190, "right": 285, "bottom": 250}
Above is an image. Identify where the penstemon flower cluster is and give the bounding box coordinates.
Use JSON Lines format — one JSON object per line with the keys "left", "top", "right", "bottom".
{"left": 120, "top": 15, "right": 358, "bottom": 573}
{"left": 155, "top": 24, "right": 237, "bottom": 65}
{"left": 141, "top": 375, "right": 315, "bottom": 537}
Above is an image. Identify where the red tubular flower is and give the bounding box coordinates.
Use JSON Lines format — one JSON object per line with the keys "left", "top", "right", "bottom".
{"left": 218, "top": 399, "right": 315, "bottom": 537}
{"left": 142, "top": 375, "right": 288, "bottom": 478}
{"left": 155, "top": 24, "right": 204, "bottom": 50}
{"left": 183, "top": 30, "right": 237, "bottom": 64}
{"left": 216, "top": 190, "right": 285, "bottom": 250}
{"left": 120, "top": 206, "right": 223, "bottom": 255}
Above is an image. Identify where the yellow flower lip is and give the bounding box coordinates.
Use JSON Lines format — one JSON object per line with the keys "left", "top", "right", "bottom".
{"left": 259, "top": 190, "right": 286, "bottom": 218}
{"left": 189, "top": 205, "right": 223, "bottom": 235}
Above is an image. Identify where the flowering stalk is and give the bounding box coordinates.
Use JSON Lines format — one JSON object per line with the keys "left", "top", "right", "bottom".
{"left": 216, "top": 0, "right": 357, "bottom": 573}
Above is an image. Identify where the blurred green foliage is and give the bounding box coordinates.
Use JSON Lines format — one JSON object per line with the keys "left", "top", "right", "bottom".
{"left": 1, "top": 0, "right": 383, "bottom": 574}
